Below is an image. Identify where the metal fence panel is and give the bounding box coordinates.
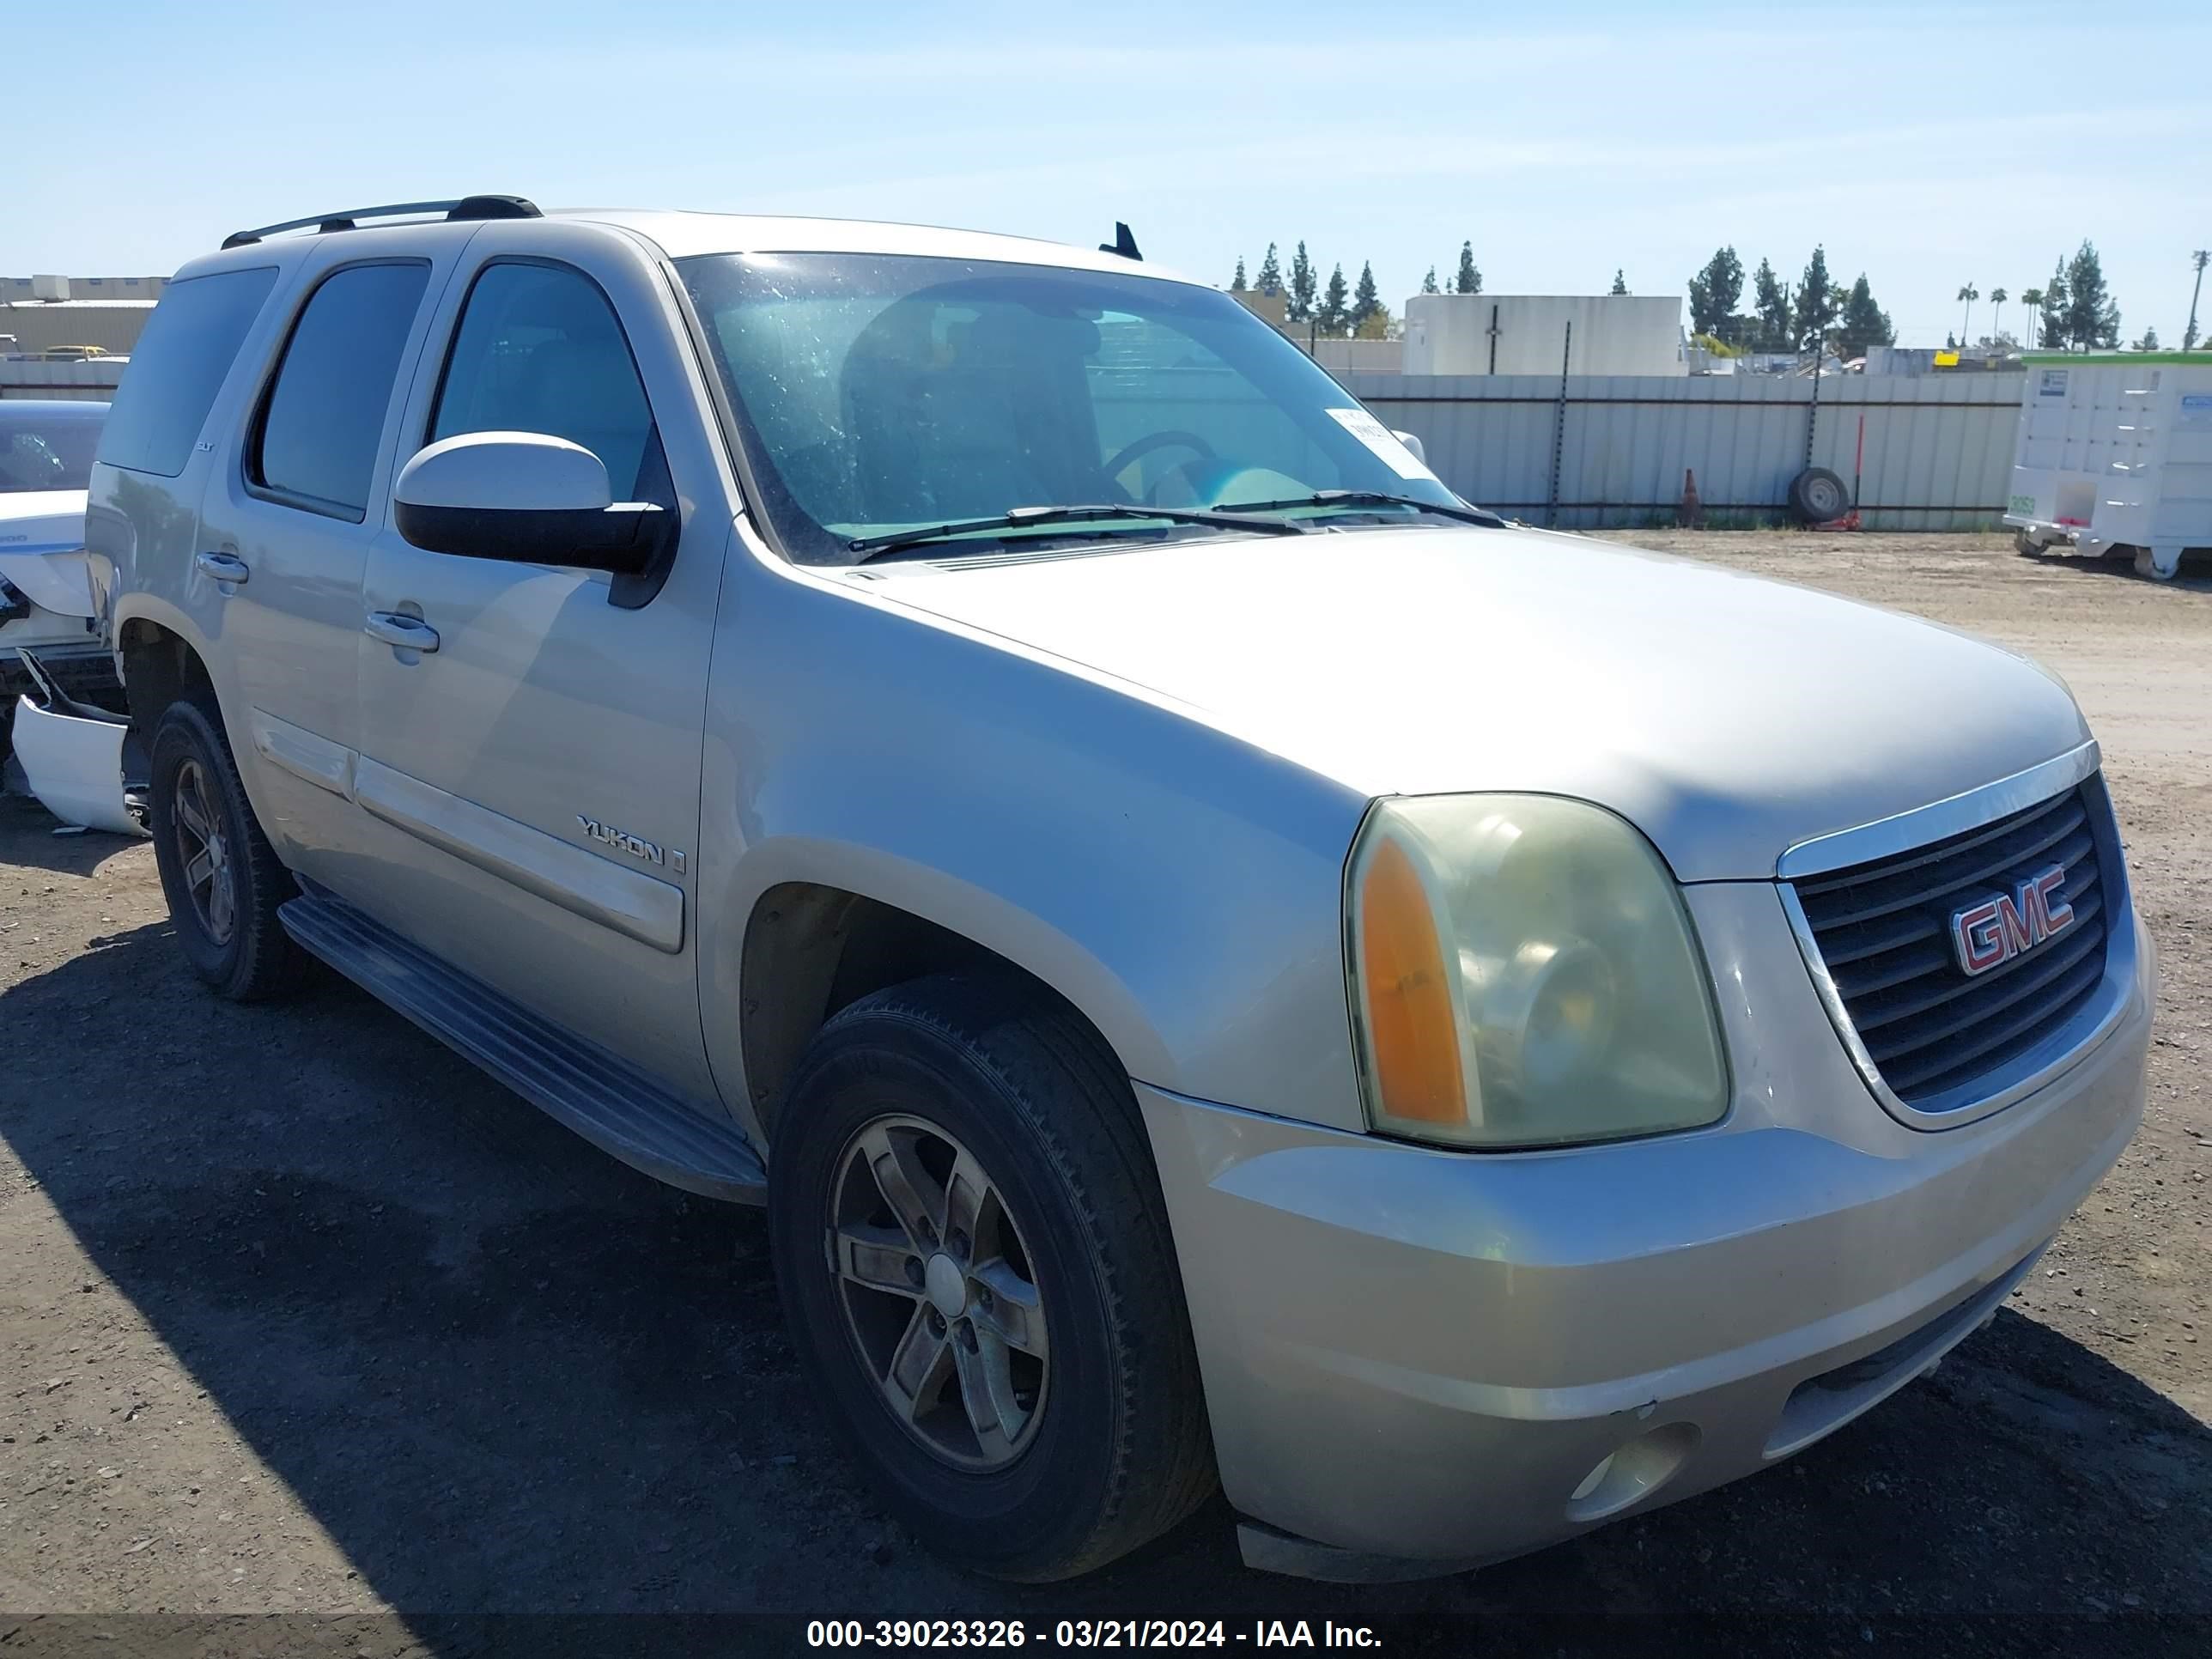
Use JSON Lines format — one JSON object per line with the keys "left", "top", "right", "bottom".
{"left": 1340, "top": 371, "right": 2024, "bottom": 531}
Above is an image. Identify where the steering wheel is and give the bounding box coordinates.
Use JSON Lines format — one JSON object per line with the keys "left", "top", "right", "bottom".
{"left": 1103, "top": 430, "right": 1217, "bottom": 491}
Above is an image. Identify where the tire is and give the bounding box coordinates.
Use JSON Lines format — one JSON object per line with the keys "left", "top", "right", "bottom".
{"left": 769, "top": 974, "right": 1215, "bottom": 1581}
{"left": 1788, "top": 465, "right": 1850, "bottom": 526}
{"left": 147, "top": 696, "right": 310, "bottom": 1000}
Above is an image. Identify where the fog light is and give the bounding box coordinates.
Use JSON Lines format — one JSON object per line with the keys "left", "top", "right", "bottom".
{"left": 1569, "top": 1453, "right": 1615, "bottom": 1504}
{"left": 1564, "top": 1422, "right": 1699, "bottom": 1522}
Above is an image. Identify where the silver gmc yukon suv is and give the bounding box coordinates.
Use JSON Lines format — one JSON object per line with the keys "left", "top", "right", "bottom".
{"left": 90, "top": 196, "right": 2155, "bottom": 1583}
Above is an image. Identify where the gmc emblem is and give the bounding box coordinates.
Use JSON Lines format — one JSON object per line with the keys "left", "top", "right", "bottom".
{"left": 1949, "top": 866, "right": 2074, "bottom": 977}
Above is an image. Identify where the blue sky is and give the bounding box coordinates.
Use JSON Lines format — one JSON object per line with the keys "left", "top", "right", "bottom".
{"left": 11, "top": 1, "right": 2208, "bottom": 346}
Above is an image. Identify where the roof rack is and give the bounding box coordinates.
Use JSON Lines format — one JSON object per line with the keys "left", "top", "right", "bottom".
{"left": 221, "top": 195, "right": 541, "bottom": 250}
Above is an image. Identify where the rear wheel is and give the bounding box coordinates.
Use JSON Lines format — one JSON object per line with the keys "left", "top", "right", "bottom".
{"left": 769, "top": 975, "right": 1215, "bottom": 1580}
{"left": 147, "top": 698, "right": 310, "bottom": 1000}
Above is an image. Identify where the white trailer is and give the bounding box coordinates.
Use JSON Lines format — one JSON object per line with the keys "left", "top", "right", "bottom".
{"left": 2004, "top": 352, "right": 2212, "bottom": 580}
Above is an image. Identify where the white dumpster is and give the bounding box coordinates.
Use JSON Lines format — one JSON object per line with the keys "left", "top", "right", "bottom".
{"left": 2003, "top": 352, "right": 2212, "bottom": 580}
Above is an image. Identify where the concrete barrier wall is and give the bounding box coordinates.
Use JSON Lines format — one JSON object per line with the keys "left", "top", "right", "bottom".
{"left": 1, "top": 358, "right": 126, "bottom": 401}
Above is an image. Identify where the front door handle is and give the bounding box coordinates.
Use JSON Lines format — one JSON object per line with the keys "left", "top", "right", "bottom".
{"left": 364, "top": 611, "right": 441, "bottom": 653}
{"left": 194, "top": 550, "right": 250, "bottom": 586}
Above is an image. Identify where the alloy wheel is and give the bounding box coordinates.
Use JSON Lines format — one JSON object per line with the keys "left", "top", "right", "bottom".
{"left": 828, "top": 1114, "right": 1049, "bottom": 1470}
{"left": 172, "top": 757, "right": 235, "bottom": 945}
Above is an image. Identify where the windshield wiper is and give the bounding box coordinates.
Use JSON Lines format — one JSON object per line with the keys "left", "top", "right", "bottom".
{"left": 1213, "top": 489, "right": 1506, "bottom": 529}
{"left": 848, "top": 502, "right": 1309, "bottom": 562}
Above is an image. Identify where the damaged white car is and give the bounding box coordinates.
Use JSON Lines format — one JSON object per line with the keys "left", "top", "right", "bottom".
{"left": 2, "top": 400, "right": 118, "bottom": 705}
{"left": 3, "top": 399, "right": 140, "bottom": 834}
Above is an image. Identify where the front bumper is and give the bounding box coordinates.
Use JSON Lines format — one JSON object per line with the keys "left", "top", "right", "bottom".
{"left": 1139, "top": 891, "right": 2155, "bottom": 1575}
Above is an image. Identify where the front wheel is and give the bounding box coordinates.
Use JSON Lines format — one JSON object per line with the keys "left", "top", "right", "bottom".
{"left": 769, "top": 975, "right": 1214, "bottom": 1581}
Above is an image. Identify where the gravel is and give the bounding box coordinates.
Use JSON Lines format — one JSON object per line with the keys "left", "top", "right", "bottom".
{"left": 1, "top": 532, "right": 2207, "bottom": 1644}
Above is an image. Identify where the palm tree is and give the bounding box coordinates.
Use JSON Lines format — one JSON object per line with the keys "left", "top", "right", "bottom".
{"left": 2019, "top": 288, "right": 2044, "bottom": 348}
{"left": 1989, "top": 287, "right": 2008, "bottom": 344}
{"left": 1957, "top": 283, "right": 1979, "bottom": 345}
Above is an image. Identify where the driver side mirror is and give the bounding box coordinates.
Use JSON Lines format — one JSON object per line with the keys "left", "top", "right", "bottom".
{"left": 393, "top": 432, "right": 662, "bottom": 574}
{"left": 1390, "top": 430, "right": 1427, "bottom": 466}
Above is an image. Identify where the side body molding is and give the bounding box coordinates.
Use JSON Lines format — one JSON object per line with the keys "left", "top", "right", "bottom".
{"left": 249, "top": 707, "right": 356, "bottom": 797}
{"left": 353, "top": 756, "right": 684, "bottom": 952}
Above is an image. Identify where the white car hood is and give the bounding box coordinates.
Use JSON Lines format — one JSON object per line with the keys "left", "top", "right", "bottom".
{"left": 862, "top": 526, "right": 2091, "bottom": 882}
{"left": 0, "top": 489, "right": 98, "bottom": 617}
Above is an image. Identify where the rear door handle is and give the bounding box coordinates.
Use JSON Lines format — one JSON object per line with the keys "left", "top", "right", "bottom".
{"left": 364, "top": 611, "right": 441, "bottom": 653}
{"left": 194, "top": 550, "right": 250, "bottom": 586}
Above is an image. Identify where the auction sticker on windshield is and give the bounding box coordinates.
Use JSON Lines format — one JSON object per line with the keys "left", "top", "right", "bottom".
{"left": 1327, "top": 406, "right": 1437, "bottom": 483}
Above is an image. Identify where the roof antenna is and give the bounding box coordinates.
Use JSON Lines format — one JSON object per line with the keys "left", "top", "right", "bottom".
{"left": 1099, "top": 222, "right": 1141, "bottom": 262}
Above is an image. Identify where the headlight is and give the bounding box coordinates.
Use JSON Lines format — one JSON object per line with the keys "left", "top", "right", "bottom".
{"left": 1345, "top": 794, "right": 1728, "bottom": 1150}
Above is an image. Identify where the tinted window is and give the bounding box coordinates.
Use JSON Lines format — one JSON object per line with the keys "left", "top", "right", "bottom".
{"left": 252, "top": 262, "right": 429, "bottom": 520}
{"left": 431, "top": 263, "right": 654, "bottom": 496}
{"left": 0, "top": 403, "right": 105, "bottom": 493}
{"left": 95, "top": 267, "right": 276, "bottom": 477}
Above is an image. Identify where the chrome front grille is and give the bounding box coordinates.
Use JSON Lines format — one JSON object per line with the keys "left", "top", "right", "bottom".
{"left": 1786, "top": 773, "right": 2126, "bottom": 1117}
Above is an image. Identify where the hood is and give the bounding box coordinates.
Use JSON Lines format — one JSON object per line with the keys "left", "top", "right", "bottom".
{"left": 0, "top": 489, "right": 98, "bottom": 617}
{"left": 859, "top": 526, "right": 2091, "bottom": 882}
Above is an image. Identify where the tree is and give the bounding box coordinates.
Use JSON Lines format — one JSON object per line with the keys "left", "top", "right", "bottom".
{"left": 2062, "top": 240, "right": 2119, "bottom": 349}
{"left": 1231, "top": 257, "right": 1247, "bottom": 292}
{"left": 2133, "top": 325, "right": 2161, "bottom": 351}
{"left": 1687, "top": 247, "right": 1743, "bottom": 338}
{"left": 1793, "top": 245, "right": 1838, "bottom": 351}
{"left": 1946, "top": 331, "right": 1958, "bottom": 349}
{"left": 1353, "top": 302, "right": 1394, "bottom": 341}
{"left": 1255, "top": 243, "right": 1283, "bottom": 298}
{"left": 1350, "top": 261, "right": 1382, "bottom": 334}
{"left": 1453, "top": 241, "right": 1481, "bottom": 295}
{"left": 1955, "top": 282, "right": 1979, "bottom": 345}
{"left": 2039, "top": 260, "right": 2069, "bottom": 351}
{"left": 1420, "top": 266, "right": 1439, "bottom": 295}
{"left": 1286, "top": 241, "right": 1316, "bottom": 322}
{"left": 1318, "top": 264, "right": 1350, "bottom": 336}
{"left": 1751, "top": 257, "right": 1790, "bottom": 351}
{"left": 1610, "top": 269, "right": 1629, "bottom": 295}
{"left": 1988, "top": 286, "right": 2008, "bottom": 343}
{"left": 2018, "top": 288, "right": 2045, "bottom": 348}
{"left": 1835, "top": 274, "right": 1895, "bottom": 358}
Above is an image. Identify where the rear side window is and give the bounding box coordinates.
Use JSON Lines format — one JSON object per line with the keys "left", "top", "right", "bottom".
{"left": 430, "top": 262, "right": 655, "bottom": 496}
{"left": 95, "top": 267, "right": 276, "bottom": 477}
{"left": 251, "top": 262, "right": 430, "bottom": 521}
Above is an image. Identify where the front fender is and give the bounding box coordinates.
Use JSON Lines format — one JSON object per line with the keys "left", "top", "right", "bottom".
{"left": 696, "top": 542, "right": 1373, "bottom": 1143}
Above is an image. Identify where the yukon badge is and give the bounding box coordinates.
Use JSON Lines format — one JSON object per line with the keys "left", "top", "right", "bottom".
{"left": 577, "top": 816, "right": 687, "bottom": 875}
{"left": 1949, "top": 865, "right": 2073, "bottom": 977}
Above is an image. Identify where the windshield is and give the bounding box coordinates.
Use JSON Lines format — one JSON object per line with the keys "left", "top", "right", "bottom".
{"left": 678, "top": 252, "right": 1462, "bottom": 564}
{"left": 0, "top": 404, "right": 105, "bottom": 494}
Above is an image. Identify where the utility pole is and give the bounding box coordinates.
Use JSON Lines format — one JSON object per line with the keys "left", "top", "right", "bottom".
{"left": 2187, "top": 250, "right": 2209, "bottom": 353}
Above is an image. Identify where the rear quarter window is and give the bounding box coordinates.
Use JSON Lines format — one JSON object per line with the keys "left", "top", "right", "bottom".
{"left": 95, "top": 266, "right": 278, "bottom": 477}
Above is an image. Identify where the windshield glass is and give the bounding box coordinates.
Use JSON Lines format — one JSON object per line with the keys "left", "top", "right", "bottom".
{"left": 678, "top": 252, "right": 1461, "bottom": 563}
{"left": 0, "top": 404, "right": 105, "bottom": 494}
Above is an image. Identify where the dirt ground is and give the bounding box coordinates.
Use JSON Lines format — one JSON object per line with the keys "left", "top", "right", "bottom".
{"left": 1, "top": 533, "right": 2208, "bottom": 1652}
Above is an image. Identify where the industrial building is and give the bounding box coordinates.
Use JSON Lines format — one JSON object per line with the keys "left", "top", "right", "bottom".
{"left": 0, "top": 276, "right": 165, "bottom": 359}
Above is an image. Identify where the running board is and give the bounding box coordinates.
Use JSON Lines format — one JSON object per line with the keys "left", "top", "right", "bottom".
{"left": 279, "top": 889, "right": 767, "bottom": 1204}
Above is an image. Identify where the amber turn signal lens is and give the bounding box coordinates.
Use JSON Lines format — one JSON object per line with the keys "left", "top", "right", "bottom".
{"left": 1356, "top": 835, "right": 1467, "bottom": 1125}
